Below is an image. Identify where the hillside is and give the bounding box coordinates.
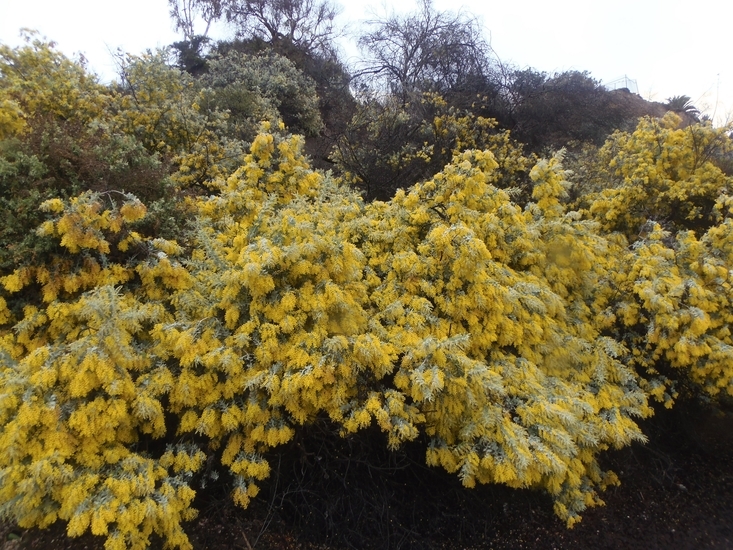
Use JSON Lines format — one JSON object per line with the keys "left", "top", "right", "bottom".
{"left": 1, "top": 4, "right": 732, "bottom": 549}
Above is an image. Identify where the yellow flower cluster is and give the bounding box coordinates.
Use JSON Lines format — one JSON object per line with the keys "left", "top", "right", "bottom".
{"left": 612, "top": 223, "right": 733, "bottom": 400}
{"left": 589, "top": 113, "right": 732, "bottom": 238}
{"left": 586, "top": 114, "right": 733, "bottom": 402}
{"left": 0, "top": 32, "right": 107, "bottom": 139}
{"left": 0, "top": 186, "right": 200, "bottom": 547}
{"left": 355, "top": 148, "right": 648, "bottom": 523}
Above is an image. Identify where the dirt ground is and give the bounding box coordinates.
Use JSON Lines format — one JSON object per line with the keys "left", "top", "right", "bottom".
{"left": 2, "top": 400, "right": 732, "bottom": 550}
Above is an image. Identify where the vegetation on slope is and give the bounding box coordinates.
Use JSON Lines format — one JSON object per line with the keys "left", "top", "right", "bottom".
{"left": 1, "top": 4, "right": 732, "bottom": 548}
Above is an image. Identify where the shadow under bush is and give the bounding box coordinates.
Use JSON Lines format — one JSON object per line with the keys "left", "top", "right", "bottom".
{"left": 224, "top": 419, "right": 554, "bottom": 550}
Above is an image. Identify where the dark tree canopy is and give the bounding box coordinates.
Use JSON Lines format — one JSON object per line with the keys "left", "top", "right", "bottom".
{"left": 495, "top": 69, "right": 663, "bottom": 151}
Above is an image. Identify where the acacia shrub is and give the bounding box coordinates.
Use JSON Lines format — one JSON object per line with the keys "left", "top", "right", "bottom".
{"left": 2, "top": 35, "right": 733, "bottom": 550}
{"left": 0, "top": 39, "right": 185, "bottom": 276}
{"left": 586, "top": 114, "right": 733, "bottom": 402}
{"left": 0, "top": 189, "right": 198, "bottom": 549}
{"left": 1, "top": 126, "right": 655, "bottom": 549}
{"left": 589, "top": 113, "right": 732, "bottom": 238}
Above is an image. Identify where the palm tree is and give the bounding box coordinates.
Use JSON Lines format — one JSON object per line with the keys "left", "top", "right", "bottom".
{"left": 664, "top": 95, "right": 700, "bottom": 120}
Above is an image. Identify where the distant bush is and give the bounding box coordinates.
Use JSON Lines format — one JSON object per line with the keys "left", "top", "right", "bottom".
{"left": 200, "top": 50, "right": 323, "bottom": 140}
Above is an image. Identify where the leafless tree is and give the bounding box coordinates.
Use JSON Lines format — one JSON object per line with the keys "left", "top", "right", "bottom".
{"left": 230, "top": 0, "right": 340, "bottom": 55}
{"left": 355, "top": 0, "right": 494, "bottom": 100}
{"left": 170, "top": 0, "right": 341, "bottom": 57}
{"left": 168, "top": 0, "right": 224, "bottom": 42}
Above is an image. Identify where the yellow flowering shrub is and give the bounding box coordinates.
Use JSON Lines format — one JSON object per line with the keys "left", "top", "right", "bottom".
{"left": 588, "top": 113, "right": 732, "bottom": 239}
{"left": 0, "top": 191, "right": 199, "bottom": 549}
{"left": 0, "top": 38, "right": 197, "bottom": 278}
{"left": 352, "top": 149, "right": 648, "bottom": 524}
{"left": 0, "top": 31, "right": 107, "bottom": 138}
{"left": 153, "top": 129, "right": 393, "bottom": 509}
{"left": 2, "top": 37, "right": 733, "bottom": 547}
{"left": 605, "top": 217, "right": 733, "bottom": 401}
{"left": 585, "top": 115, "right": 733, "bottom": 401}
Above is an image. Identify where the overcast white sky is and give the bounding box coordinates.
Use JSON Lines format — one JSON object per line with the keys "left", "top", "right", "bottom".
{"left": 1, "top": 0, "right": 731, "bottom": 125}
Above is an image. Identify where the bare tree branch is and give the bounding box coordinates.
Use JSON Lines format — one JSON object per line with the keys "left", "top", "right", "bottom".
{"left": 222, "top": 0, "right": 341, "bottom": 56}
{"left": 168, "top": 0, "right": 224, "bottom": 42}
{"left": 356, "top": 0, "right": 494, "bottom": 100}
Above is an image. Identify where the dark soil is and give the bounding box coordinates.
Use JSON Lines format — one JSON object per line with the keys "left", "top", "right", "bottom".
{"left": 3, "top": 401, "right": 732, "bottom": 550}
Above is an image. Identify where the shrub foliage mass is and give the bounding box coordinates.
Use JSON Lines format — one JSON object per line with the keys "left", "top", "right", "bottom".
{"left": 1, "top": 32, "right": 733, "bottom": 550}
